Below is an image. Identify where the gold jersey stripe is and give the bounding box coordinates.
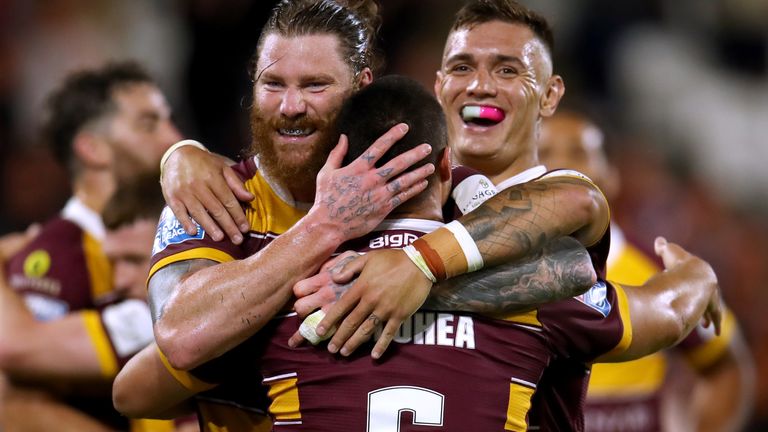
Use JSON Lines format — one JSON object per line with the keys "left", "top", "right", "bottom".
{"left": 588, "top": 353, "right": 666, "bottom": 395}
{"left": 156, "top": 346, "right": 216, "bottom": 392}
{"left": 505, "top": 381, "right": 535, "bottom": 431}
{"left": 267, "top": 376, "right": 301, "bottom": 421}
{"left": 130, "top": 418, "right": 176, "bottom": 432}
{"left": 602, "top": 281, "right": 633, "bottom": 357}
{"left": 80, "top": 310, "right": 118, "bottom": 378}
{"left": 83, "top": 232, "right": 113, "bottom": 299}
{"left": 147, "top": 247, "right": 236, "bottom": 282}
{"left": 500, "top": 310, "right": 542, "bottom": 327}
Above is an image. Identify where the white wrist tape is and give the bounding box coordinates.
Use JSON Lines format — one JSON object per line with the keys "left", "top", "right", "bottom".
{"left": 299, "top": 309, "right": 336, "bottom": 345}
{"left": 444, "top": 220, "right": 484, "bottom": 272}
{"left": 402, "top": 244, "right": 438, "bottom": 283}
{"left": 160, "top": 140, "right": 209, "bottom": 177}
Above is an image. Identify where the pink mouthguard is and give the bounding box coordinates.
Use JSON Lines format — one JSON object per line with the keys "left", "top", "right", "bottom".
{"left": 461, "top": 106, "right": 505, "bottom": 123}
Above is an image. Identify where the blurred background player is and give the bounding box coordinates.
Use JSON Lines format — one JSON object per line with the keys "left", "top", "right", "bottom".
{"left": 539, "top": 110, "right": 755, "bottom": 432}
{"left": 0, "top": 173, "right": 197, "bottom": 431}
{"left": 0, "top": 62, "right": 187, "bottom": 430}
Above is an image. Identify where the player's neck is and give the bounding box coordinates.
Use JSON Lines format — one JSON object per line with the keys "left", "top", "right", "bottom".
{"left": 72, "top": 168, "right": 115, "bottom": 214}
{"left": 387, "top": 188, "right": 444, "bottom": 222}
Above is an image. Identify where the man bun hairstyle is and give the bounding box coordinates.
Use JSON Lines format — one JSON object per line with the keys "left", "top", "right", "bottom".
{"left": 452, "top": 0, "right": 554, "bottom": 56}
{"left": 338, "top": 75, "right": 446, "bottom": 170}
{"left": 254, "top": 0, "right": 382, "bottom": 77}
{"left": 42, "top": 61, "right": 154, "bottom": 172}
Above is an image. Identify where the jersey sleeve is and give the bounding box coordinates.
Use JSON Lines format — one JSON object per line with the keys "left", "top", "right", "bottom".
{"left": 79, "top": 299, "right": 156, "bottom": 378}
{"left": 148, "top": 206, "right": 245, "bottom": 279}
{"left": 538, "top": 280, "right": 633, "bottom": 363}
{"left": 443, "top": 165, "right": 497, "bottom": 219}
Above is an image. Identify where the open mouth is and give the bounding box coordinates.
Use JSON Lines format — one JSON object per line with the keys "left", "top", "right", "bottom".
{"left": 278, "top": 128, "right": 316, "bottom": 137}
{"left": 461, "top": 105, "right": 505, "bottom": 127}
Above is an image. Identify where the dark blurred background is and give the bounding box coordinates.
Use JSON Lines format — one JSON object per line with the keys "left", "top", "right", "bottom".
{"left": 1, "top": 1, "right": 766, "bottom": 429}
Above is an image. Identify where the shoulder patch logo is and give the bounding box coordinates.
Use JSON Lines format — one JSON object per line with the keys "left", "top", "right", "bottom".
{"left": 152, "top": 207, "right": 205, "bottom": 255}
{"left": 23, "top": 250, "right": 51, "bottom": 278}
{"left": 575, "top": 280, "right": 611, "bottom": 317}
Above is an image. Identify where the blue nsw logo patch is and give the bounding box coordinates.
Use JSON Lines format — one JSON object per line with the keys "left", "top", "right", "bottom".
{"left": 575, "top": 280, "right": 611, "bottom": 317}
{"left": 152, "top": 207, "right": 205, "bottom": 255}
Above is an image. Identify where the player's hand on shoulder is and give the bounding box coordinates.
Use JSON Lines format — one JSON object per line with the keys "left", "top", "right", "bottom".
{"left": 312, "top": 248, "right": 433, "bottom": 359}
{"left": 161, "top": 143, "right": 253, "bottom": 245}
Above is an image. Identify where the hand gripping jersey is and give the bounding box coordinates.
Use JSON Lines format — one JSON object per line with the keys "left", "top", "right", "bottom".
{"left": 148, "top": 158, "right": 496, "bottom": 431}
{"left": 584, "top": 226, "right": 740, "bottom": 432}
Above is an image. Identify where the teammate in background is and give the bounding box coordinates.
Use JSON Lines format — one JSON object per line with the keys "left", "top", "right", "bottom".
{"left": 1, "top": 174, "right": 197, "bottom": 431}
{"left": 539, "top": 110, "right": 754, "bottom": 432}
{"left": 0, "top": 62, "right": 184, "bottom": 430}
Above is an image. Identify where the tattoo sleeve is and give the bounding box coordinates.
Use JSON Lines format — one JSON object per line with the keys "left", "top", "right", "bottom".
{"left": 147, "top": 259, "right": 218, "bottom": 323}
{"left": 422, "top": 237, "right": 595, "bottom": 315}
{"left": 459, "top": 177, "right": 600, "bottom": 266}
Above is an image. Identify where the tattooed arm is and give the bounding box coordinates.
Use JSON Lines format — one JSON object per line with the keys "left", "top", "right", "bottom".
{"left": 422, "top": 236, "right": 595, "bottom": 315}
{"left": 313, "top": 175, "right": 608, "bottom": 358}
{"left": 460, "top": 174, "right": 609, "bottom": 268}
{"left": 292, "top": 237, "right": 594, "bottom": 319}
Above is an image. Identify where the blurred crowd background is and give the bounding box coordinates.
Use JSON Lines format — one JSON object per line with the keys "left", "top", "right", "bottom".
{"left": 0, "top": 0, "right": 766, "bottom": 429}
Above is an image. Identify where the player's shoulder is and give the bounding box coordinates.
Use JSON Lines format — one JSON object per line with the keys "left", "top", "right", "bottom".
{"left": 448, "top": 164, "right": 497, "bottom": 216}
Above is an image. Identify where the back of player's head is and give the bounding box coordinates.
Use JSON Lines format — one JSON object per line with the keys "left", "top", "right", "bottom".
{"left": 42, "top": 61, "right": 154, "bottom": 172}
{"left": 451, "top": 0, "right": 554, "bottom": 58}
{"left": 254, "top": 0, "right": 382, "bottom": 76}
{"left": 338, "top": 75, "right": 447, "bottom": 170}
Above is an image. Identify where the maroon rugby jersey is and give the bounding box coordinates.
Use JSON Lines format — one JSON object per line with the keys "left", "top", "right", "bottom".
{"left": 187, "top": 218, "right": 628, "bottom": 431}
{"left": 5, "top": 217, "right": 113, "bottom": 320}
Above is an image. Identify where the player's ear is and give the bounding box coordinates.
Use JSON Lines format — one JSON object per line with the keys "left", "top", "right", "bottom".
{"left": 438, "top": 147, "right": 451, "bottom": 182}
{"left": 540, "top": 74, "right": 565, "bottom": 117}
{"left": 73, "top": 131, "right": 111, "bottom": 169}
{"left": 355, "top": 67, "right": 373, "bottom": 90}
{"left": 434, "top": 71, "right": 445, "bottom": 108}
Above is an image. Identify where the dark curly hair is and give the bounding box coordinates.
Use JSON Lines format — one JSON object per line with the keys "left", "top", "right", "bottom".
{"left": 42, "top": 61, "right": 154, "bottom": 173}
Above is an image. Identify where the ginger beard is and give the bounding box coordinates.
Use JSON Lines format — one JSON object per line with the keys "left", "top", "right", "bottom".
{"left": 249, "top": 105, "right": 339, "bottom": 193}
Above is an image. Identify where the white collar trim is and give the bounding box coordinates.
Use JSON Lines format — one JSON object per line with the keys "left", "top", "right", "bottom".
{"left": 495, "top": 165, "right": 548, "bottom": 191}
{"left": 61, "top": 197, "right": 106, "bottom": 240}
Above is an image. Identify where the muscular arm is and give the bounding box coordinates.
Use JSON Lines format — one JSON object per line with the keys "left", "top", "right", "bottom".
{"left": 458, "top": 175, "right": 608, "bottom": 267}
{"left": 113, "top": 343, "right": 197, "bottom": 419}
{"left": 314, "top": 176, "right": 609, "bottom": 357}
{"left": 152, "top": 128, "right": 434, "bottom": 370}
{"left": 597, "top": 238, "right": 721, "bottom": 363}
{"left": 423, "top": 236, "right": 596, "bottom": 314}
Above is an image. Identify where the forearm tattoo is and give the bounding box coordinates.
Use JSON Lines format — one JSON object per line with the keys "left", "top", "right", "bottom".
{"left": 423, "top": 237, "right": 595, "bottom": 315}
{"left": 460, "top": 178, "right": 588, "bottom": 265}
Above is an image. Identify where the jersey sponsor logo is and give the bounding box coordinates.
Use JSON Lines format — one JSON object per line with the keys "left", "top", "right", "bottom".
{"left": 575, "top": 280, "right": 611, "bottom": 317}
{"left": 369, "top": 232, "right": 418, "bottom": 249}
{"left": 152, "top": 207, "right": 205, "bottom": 255}
{"left": 23, "top": 249, "right": 51, "bottom": 278}
{"left": 453, "top": 174, "right": 498, "bottom": 215}
{"left": 9, "top": 273, "right": 61, "bottom": 296}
